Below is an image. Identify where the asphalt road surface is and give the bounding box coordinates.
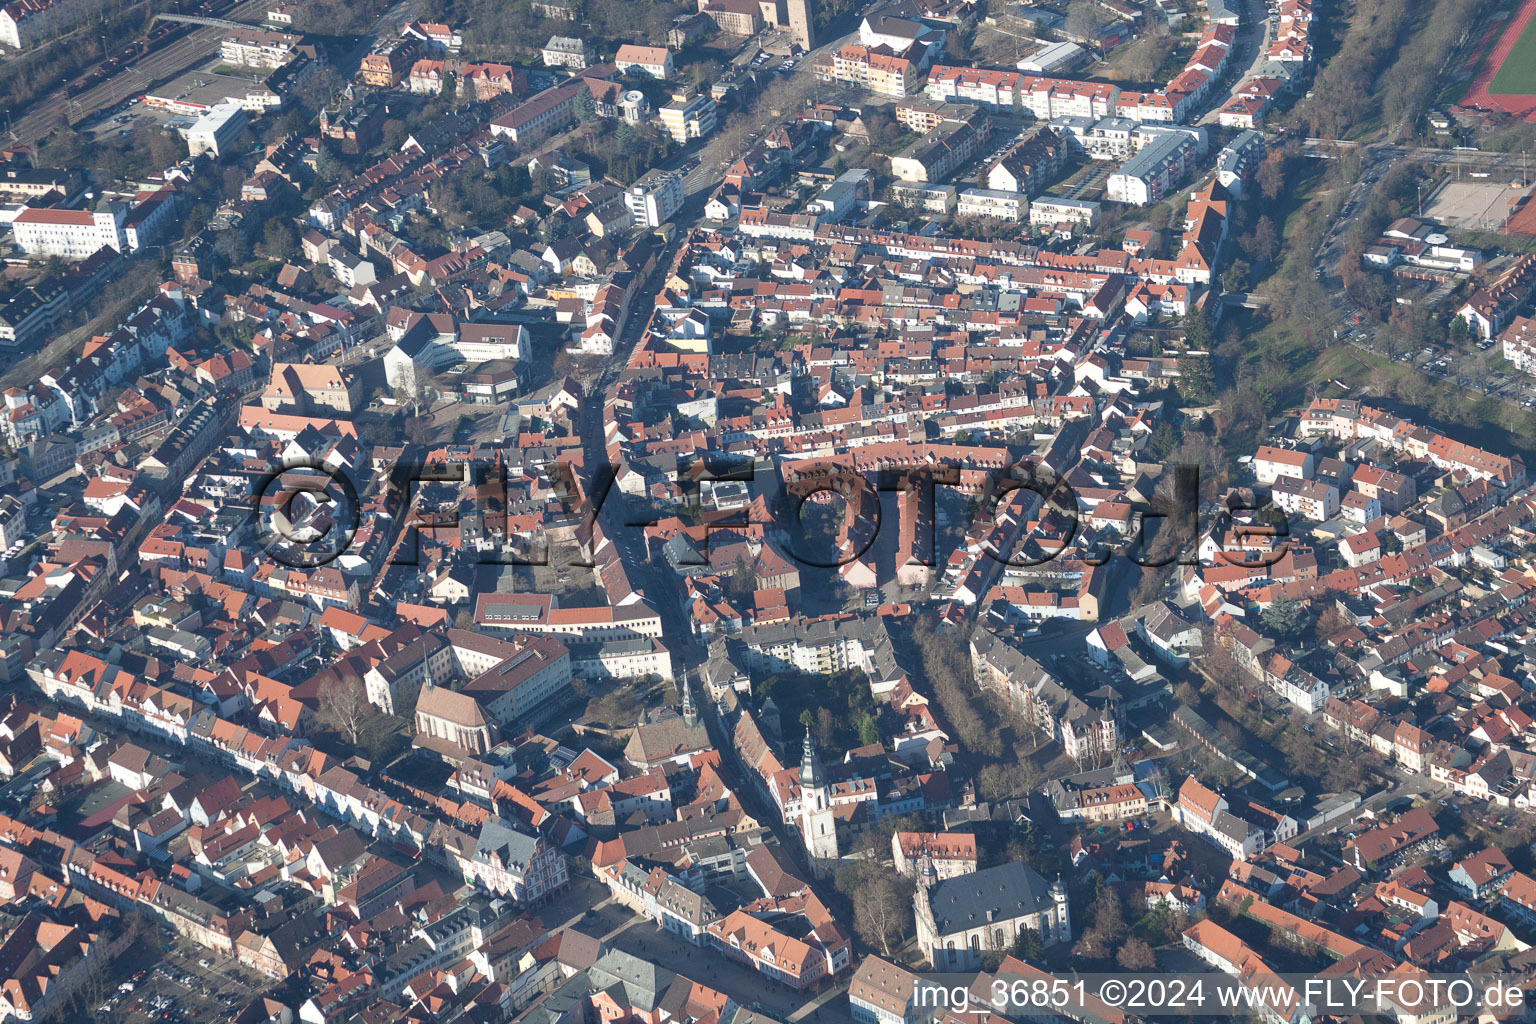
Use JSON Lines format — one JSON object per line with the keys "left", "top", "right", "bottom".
{"left": 1196, "top": 0, "right": 1270, "bottom": 127}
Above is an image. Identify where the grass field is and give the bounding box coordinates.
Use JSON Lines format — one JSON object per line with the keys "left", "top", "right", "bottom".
{"left": 1491, "top": 8, "right": 1536, "bottom": 94}
{"left": 1439, "top": 73, "right": 1473, "bottom": 107}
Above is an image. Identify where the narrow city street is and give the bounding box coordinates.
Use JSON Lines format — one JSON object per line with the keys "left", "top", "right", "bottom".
{"left": 1197, "top": 0, "right": 1270, "bottom": 126}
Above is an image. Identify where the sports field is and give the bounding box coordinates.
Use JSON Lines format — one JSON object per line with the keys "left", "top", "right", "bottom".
{"left": 1423, "top": 181, "right": 1529, "bottom": 231}
{"left": 1461, "top": 0, "right": 1536, "bottom": 121}
{"left": 1491, "top": 6, "right": 1536, "bottom": 95}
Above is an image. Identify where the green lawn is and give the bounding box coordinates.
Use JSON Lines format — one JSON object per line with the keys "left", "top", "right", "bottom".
{"left": 1439, "top": 72, "right": 1473, "bottom": 107}
{"left": 1490, "top": 11, "right": 1536, "bottom": 95}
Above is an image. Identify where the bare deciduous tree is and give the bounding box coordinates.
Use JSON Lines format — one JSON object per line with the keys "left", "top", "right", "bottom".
{"left": 1117, "top": 937, "right": 1156, "bottom": 971}
{"left": 841, "top": 863, "right": 912, "bottom": 957}
{"left": 318, "top": 674, "right": 376, "bottom": 746}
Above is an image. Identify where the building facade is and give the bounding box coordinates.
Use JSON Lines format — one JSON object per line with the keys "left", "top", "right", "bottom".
{"left": 915, "top": 861, "right": 1070, "bottom": 969}
{"left": 466, "top": 818, "right": 570, "bottom": 904}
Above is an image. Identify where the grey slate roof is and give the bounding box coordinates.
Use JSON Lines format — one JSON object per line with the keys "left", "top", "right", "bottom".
{"left": 589, "top": 949, "right": 675, "bottom": 1013}
{"left": 475, "top": 816, "right": 540, "bottom": 868}
{"left": 926, "top": 861, "right": 1055, "bottom": 935}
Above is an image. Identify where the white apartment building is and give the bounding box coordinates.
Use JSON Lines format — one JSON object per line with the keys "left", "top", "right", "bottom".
{"left": 1020, "top": 78, "right": 1119, "bottom": 120}
{"left": 957, "top": 188, "right": 1026, "bottom": 222}
{"left": 1253, "top": 445, "right": 1315, "bottom": 485}
{"left": 923, "top": 67, "right": 1119, "bottom": 119}
{"left": 1502, "top": 315, "right": 1536, "bottom": 375}
{"left": 1029, "top": 195, "right": 1099, "bottom": 230}
{"left": 327, "top": 246, "right": 378, "bottom": 289}
{"left": 626, "top": 168, "right": 685, "bottom": 228}
{"left": 889, "top": 181, "right": 957, "bottom": 213}
{"left": 1, "top": 0, "right": 95, "bottom": 49}
{"left": 925, "top": 65, "right": 1021, "bottom": 108}
{"left": 1271, "top": 476, "right": 1339, "bottom": 522}
{"left": 11, "top": 206, "right": 126, "bottom": 259}
{"left": 1050, "top": 114, "right": 1138, "bottom": 161}
{"left": 1106, "top": 131, "right": 1199, "bottom": 206}
{"left": 219, "top": 28, "right": 302, "bottom": 68}
{"left": 658, "top": 90, "right": 717, "bottom": 143}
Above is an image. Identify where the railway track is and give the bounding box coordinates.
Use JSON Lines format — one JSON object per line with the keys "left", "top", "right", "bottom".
{"left": 7, "top": 0, "right": 267, "bottom": 148}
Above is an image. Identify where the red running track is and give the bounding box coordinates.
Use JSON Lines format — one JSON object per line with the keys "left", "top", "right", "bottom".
{"left": 1460, "top": 0, "right": 1536, "bottom": 122}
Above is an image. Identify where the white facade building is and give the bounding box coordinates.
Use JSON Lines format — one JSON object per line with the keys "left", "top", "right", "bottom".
{"left": 1029, "top": 196, "right": 1099, "bottom": 229}
{"left": 1106, "top": 131, "right": 1199, "bottom": 206}
{"left": 957, "top": 188, "right": 1026, "bottom": 222}
{"left": 1, "top": 0, "right": 95, "bottom": 49}
{"left": 186, "top": 101, "right": 249, "bottom": 158}
{"left": 625, "top": 168, "right": 685, "bottom": 228}
{"left": 658, "top": 91, "right": 717, "bottom": 143}
{"left": 219, "top": 28, "right": 302, "bottom": 68}
{"left": 541, "top": 35, "right": 589, "bottom": 68}
{"left": 1503, "top": 316, "right": 1536, "bottom": 375}
{"left": 10, "top": 207, "right": 126, "bottom": 259}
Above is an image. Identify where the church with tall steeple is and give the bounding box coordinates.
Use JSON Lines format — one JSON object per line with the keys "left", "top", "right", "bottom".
{"left": 623, "top": 676, "right": 711, "bottom": 769}
{"left": 798, "top": 728, "right": 839, "bottom": 873}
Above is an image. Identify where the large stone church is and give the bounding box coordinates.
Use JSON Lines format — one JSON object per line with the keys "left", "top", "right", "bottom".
{"left": 915, "top": 859, "right": 1070, "bottom": 970}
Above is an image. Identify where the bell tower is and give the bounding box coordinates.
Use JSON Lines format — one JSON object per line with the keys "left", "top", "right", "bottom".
{"left": 1052, "top": 874, "right": 1071, "bottom": 944}
{"left": 681, "top": 675, "right": 699, "bottom": 728}
{"left": 798, "top": 728, "right": 838, "bottom": 872}
{"left": 785, "top": 0, "right": 814, "bottom": 50}
{"left": 915, "top": 854, "right": 940, "bottom": 966}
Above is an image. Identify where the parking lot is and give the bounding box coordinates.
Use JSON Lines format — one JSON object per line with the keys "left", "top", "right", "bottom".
{"left": 82, "top": 93, "right": 194, "bottom": 145}
{"left": 748, "top": 48, "right": 802, "bottom": 75}
{"left": 1339, "top": 297, "right": 1536, "bottom": 409}
{"left": 108, "top": 938, "right": 268, "bottom": 1024}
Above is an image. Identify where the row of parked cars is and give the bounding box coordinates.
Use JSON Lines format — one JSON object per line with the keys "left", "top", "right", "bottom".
{"left": 749, "top": 48, "right": 801, "bottom": 74}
